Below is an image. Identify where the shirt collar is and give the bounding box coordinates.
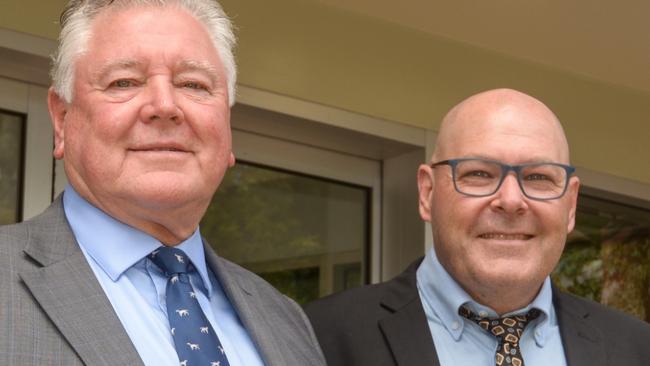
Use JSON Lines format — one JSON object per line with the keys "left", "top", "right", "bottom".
{"left": 62, "top": 185, "right": 214, "bottom": 296}
{"left": 416, "top": 246, "right": 556, "bottom": 346}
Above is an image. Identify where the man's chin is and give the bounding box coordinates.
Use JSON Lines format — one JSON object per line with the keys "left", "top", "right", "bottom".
{"left": 471, "top": 263, "right": 537, "bottom": 288}
{"left": 119, "top": 181, "right": 211, "bottom": 210}
{"left": 455, "top": 259, "right": 536, "bottom": 294}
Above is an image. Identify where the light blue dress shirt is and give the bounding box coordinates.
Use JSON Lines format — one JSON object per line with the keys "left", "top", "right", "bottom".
{"left": 416, "top": 247, "right": 568, "bottom": 366}
{"left": 63, "top": 186, "right": 265, "bottom": 366}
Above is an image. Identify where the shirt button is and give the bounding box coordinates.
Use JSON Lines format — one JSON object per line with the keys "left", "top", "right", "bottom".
{"left": 451, "top": 321, "right": 460, "bottom": 330}
{"left": 535, "top": 330, "right": 542, "bottom": 337}
{"left": 479, "top": 310, "right": 488, "bottom": 317}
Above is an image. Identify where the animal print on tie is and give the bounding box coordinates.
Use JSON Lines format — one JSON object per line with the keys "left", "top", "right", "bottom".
{"left": 149, "top": 247, "right": 230, "bottom": 366}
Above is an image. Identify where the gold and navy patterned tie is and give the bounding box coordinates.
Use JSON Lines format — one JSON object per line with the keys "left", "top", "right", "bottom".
{"left": 459, "top": 306, "right": 540, "bottom": 366}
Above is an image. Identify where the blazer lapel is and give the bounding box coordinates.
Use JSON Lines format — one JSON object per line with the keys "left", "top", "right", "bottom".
{"left": 19, "top": 198, "right": 143, "bottom": 366}
{"left": 554, "top": 288, "right": 607, "bottom": 366}
{"left": 378, "top": 261, "right": 441, "bottom": 366}
{"left": 203, "top": 244, "right": 279, "bottom": 365}
{"left": 204, "top": 244, "right": 325, "bottom": 366}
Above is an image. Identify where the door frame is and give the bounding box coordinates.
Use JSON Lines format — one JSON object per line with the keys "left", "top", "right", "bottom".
{"left": 0, "top": 76, "right": 53, "bottom": 220}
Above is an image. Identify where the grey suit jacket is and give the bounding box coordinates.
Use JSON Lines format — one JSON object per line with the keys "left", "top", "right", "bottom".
{"left": 0, "top": 197, "right": 326, "bottom": 365}
{"left": 306, "top": 258, "right": 650, "bottom": 366}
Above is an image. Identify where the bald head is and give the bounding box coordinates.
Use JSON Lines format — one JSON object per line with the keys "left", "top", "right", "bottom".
{"left": 433, "top": 88, "right": 570, "bottom": 164}
{"left": 418, "top": 89, "right": 580, "bottom": 314}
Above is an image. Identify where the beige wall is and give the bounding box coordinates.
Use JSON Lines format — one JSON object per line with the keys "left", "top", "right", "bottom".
{"left": 0, "top": 0, "right": 65, "bottom": 39}
{"left": 2, "top": 0, "right": 649, "bottom": 185}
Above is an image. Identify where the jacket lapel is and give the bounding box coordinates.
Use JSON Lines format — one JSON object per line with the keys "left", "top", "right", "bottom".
{"left": 202, "top": 244, "right": 279, "bottom": 364}
{"left": 204, "top": 244, "right": 325, "bottom": 366}
{"left": 378, "top": 260, "right": 441, "bottom": 366}
{"left": 19, "top": 198, "right": 143, "bottom": 366}
{"left": 554, "top": 288, "right": 607, "bottom": 366}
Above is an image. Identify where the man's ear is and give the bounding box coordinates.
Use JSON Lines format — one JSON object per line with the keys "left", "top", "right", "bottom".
{"left": 48, "top": 88, "right": 67, "bottom": 160}
{"left": 566, "top": 176, "right": 580, "bottom": 233}
{"left": 228, "top": 152, "right": 236, "bottom": 168}
{"left": 417, "top": 164, "right": 435, "bottom": 222}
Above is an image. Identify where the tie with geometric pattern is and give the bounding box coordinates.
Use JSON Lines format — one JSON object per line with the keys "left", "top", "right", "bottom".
{"left": 459, "top": 306, "right": 541, "bottom": 366}
{"left": 149, "top": 247, "right": 231, "bottom": 366}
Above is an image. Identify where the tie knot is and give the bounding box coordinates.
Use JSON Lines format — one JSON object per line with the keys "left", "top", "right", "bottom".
{"left": 459, "top": 306, "right": 541, "bottom": 341}
{"left": 148, "top": 247, "right": 190, "bottom": 276}
{"left": 459, "top": 306, "right": 541, "bottom": 366}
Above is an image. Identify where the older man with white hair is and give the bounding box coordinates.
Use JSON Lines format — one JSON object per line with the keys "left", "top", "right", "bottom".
{"left": 0, "top": 1, "right": 325, "bottom": 365}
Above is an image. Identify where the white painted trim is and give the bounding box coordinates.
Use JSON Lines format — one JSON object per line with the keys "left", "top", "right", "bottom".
{"left": 576, "top": 166, "right": 650, "bottom": 207}
{"left": 236, "top": 84, "right": 427, "bottom": 147}
{"left": 370, "top": 175, "right": 382, "bottom": 284}
{"left": 22, "top": 85, "right": 54, "bottom": 219}
{"left": 0, "top": 27, "right": 56, "bottom": 58}
{"left": 53, "top": 156, "right": 67, "bottom": 197}
{"left": 233, "top": 130, "right": 380, "bottom": 186}
{"left": 0, "top": 77, "right": 29, "bottom": 112}
{"left": 380, "top": 149, "right": 427, "bottom": 280}
{"left": 0, "top": 77, "right": 53, "bottom": 220}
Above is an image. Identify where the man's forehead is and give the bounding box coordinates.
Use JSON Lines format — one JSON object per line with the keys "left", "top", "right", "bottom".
{"left": 449, "top": 89, "right": 558, "bottom": 126}
{"left": 86, "top": 3, "right": 211, "bottom": 45}
{"left": 78, "top": 5, "right": 223, "bottom": 77}
{"left": 92, "top": 59, "right": 221, "bottom": 74}
{"left": 434, "top": 89, "right": 570, "bottom": 162}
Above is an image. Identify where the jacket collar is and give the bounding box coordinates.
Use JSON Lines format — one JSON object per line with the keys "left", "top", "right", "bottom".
{"left": 20, "top": 196, "right": 144, "bottom": 366}
{"left": 553, "top": 286, "right": 607, "bottom": 366}
{"left": 378, "top": 258, "right": 441, "bottom": 366}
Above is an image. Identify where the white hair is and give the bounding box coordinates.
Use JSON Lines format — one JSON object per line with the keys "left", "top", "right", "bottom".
{"left": 50, "top": 0, "right": 237, "bottom": 105}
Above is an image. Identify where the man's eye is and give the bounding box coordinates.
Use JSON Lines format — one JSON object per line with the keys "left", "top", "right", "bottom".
{"left": 182, "top": 81, "right": 207, "bottom": 91}
{"left": 524, "top": 173, "right": 550, "bottom": 181}
{"left": 466, "top": 170, "right": 492, "bottom": 178}
{"left": 109, "top": 79, "right": 135, "bottom": 88}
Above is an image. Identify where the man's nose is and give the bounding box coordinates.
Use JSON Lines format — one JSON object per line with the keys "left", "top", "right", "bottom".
{"left": 490, "top": 173, "right": 528, "bottom": 214}
{"left": 140, "top": 80, "right": 184, "bottom": 124}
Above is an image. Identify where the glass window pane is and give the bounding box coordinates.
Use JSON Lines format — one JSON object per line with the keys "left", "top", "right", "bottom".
{"left": 0, "top": 110, "right": 25, "bottom": 224}
{"left": 201, "top": 161, "right": 370, "bottom": 304}
{"left": 552, "top": 194, "right": 650, "bottom": 322}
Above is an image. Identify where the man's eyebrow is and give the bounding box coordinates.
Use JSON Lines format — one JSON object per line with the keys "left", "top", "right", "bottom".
{"left": 176, "top": 60, "right": 221, "bottom": 84}
{"left": 92, "top": 59, "right": 143, "bottom": 80}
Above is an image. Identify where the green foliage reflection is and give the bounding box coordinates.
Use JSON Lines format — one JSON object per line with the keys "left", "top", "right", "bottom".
{"left": 552, "top": 195, "right": 649, "bottom": 322}
{"left": 259, "top": 267, "right": 320, "bottom": 305}
{"left": 200, "top": 161, "right": 368, "bottom": 303}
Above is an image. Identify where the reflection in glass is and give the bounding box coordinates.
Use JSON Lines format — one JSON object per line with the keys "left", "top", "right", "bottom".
{"left": 0, "top": 110, "right": 25, "bottom": 224}
{"left": 553, "top": 194, "right": 650, "bottom": 322}
{"left": 201, "top": 161, "right": 370, "bottom": 304}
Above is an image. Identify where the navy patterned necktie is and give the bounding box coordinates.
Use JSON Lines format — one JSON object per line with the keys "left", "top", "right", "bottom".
{"left": 459, "top": 306, "right": 541, "bottom": 366}
{"left": 149, "top": 247, "right": 230, "bottom": 366}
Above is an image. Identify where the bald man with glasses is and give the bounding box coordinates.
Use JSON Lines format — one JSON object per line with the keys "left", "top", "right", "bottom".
{"left": 305, "top": 88, "right": 650, "bottom": 366}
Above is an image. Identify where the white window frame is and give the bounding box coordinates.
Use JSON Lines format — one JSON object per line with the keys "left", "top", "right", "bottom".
{"left": 0, "top": 76, "right": 53, "bottom": 220}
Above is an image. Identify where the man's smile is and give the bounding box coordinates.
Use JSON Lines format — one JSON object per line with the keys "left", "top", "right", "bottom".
{"left": 129, "top": 142, "right": 192, "bottom": 154}
{"left": 478, "top": 233, "right": 534, "bottom": 240}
